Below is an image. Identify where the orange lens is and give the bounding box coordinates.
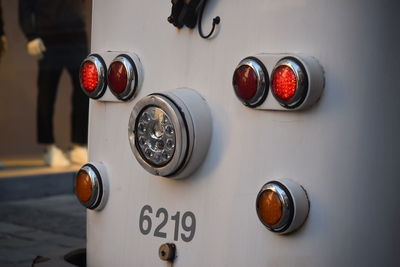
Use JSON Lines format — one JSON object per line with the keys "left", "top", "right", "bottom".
{"left": 257, "top": 190, "right": 283, "bottom": 226}
{"left": 75, "top": 170, "right": 93, "bottom": 203}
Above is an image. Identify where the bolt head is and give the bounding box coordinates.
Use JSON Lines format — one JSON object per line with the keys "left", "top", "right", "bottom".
{"left": 159, "top": 243, "right": 176, "bottom": 262}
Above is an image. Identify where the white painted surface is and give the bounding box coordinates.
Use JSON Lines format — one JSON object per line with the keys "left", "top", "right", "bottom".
{"left": 87, "top": 0, "right": 400, "bottom": 266}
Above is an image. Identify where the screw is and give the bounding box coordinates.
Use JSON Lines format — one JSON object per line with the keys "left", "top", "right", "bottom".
{"left": 159, "top": 243, "right": 176, "bottom": 262}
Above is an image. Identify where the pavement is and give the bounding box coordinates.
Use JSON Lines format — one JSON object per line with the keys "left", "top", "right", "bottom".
{"left": 0, "top": 157, "right": 86, "bottom": 266}
{"left": 0, "top": 194, "right": 86, "bottom": 266}
{"left": 0, "top": 156, "right": 80, "bottom": 202}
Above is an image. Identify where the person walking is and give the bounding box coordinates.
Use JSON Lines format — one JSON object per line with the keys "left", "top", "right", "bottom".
{"left": 18, "top": 0, "right": 89, "bottom": 167}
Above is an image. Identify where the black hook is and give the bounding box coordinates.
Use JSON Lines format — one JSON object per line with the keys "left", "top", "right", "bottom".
{"left": 168, "top": 0, "right": 185, "bottom": 28}
{"left": 198, "top": 0, "right": 220, "bottom": 39}
{"left": 168, "top": 0, "right": 220, "bottom": 39}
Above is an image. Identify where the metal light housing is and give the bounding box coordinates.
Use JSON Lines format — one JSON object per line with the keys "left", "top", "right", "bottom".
{"left": 107, "top": 54, "right": 139, "bottom": 101}
{"left": 271, "top": 57, "right": 308, "bottom": 109}
{"left": 74, "top": 162, "right": 109, "bottom": 210}
{"left": 128, "top": 88, "right": 212, "bottom": 179}
{"left": 256, "top": 179, "right": 309, "bottom": 234}
{"left": 232, "top": 57, "right": 269, "bottom": 107}
{"left": 79, "top": 54, "right": 107, "bottom": 99}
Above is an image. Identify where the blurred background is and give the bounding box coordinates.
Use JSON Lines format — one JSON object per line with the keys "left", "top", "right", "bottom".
{"left": 0, "top": 0, "right": 92, "bottom": 158}
{"left": 0, "top": 1, "right": 92, "bottom": 266}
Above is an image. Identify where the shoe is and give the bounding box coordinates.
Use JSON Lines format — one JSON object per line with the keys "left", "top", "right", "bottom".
{"left": 69, "top": 145, "right": 88, "bottom": 165}
{"left": 44, "top": 145, "right": 71, "bottom": 167}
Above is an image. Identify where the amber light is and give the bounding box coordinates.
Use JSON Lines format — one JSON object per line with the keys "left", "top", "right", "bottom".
{"left": 257, "top": 190, "right": 283, "bottom": 226}
{"left": 256, "top": 181, "right": 294, "bottom": 233}
{"left": 74, "top": 163, "right": 108, "bottom": 210}
{"left": 80, "top": 61, "right": 99, "bottom": 92}
{"left": 75, "top": 170, "right": 93, "bottom": 204}
{"left": 256, "top": 180, "right": 310, "bottom": 234}
{"left": 272, "top": 65, "right": 297, "bottom": 102}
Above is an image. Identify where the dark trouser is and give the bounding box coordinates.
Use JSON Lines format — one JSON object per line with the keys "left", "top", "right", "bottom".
{"left": 37, "top": 41, "right": 88, "bottom": 145}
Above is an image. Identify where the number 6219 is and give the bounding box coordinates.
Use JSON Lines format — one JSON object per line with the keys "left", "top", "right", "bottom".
{"left": 139, "top": 205, "right": 196, "bottom": 242}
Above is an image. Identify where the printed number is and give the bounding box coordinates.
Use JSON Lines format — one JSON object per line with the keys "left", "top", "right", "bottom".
{"left": 139, "top": 205, "right": 196, "bottom": 242}
{"left": 154, "top": 208, "right": 168, "bottom": 238}
{"left": 181, "top": 211, "right": 196, "bottom": 242}
{"left": 171, "top": 212, "right": 180, "bottom": 241}
{"left": 139, "top": 205, "right": 152, "bottom": 235}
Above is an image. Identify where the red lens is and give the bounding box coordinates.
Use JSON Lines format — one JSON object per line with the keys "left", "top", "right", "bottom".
{"left": 108, "top": 61, "right": 128, "bottom": 94}
{"left": 80, "top": 61, "right": 99, "bottom": 92}
{"left": 272, "top": 65, "right": 297, "bottom": 102}
{"left": 233, "top": 65, "right": 258, "bottom": 100}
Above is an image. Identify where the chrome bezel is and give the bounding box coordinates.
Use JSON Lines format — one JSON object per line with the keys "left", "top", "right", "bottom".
{"left": 271, "top": 57, "right": 308, "bottom": 108}
{"left": 74, "top": 164, "right": 102, "bottom": 209}
{"left": 256, "top": 181, "right": 294, "bottom": 232}
{"left": 79, "top": 54, "right": 107, "bottom": 99}
{"left": 233, "top": 57, "right": 268, "bottom": 107}
{"left": 128, "top": 94, "right": 190, "bottom": 177}
{"left": 108, "top": 54, "right": 137, "bottom": 101}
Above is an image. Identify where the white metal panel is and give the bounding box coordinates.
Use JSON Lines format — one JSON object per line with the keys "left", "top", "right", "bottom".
{"left": 87, "top": 0, "right": 400, "bottom": 266}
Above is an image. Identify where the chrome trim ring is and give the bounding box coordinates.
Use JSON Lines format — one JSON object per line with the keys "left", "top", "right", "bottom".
{"left": 271, "top": 57, "right": 308, "bottom": 108}
{"left": 74, "top": 164, "right": 102, "bottom": 209}
{"left": 79, "top": 54, "right": 107, "bottom": 99}
{"left": 256, "top": 181, "right": 294, "bottom": 233}
{"left": 233, "top": 57, "right": 268, "bottom": 107}
{"left": 108, "top": 54, "right": 138, "bottom": 101}
{"left": 128, "top": 94, "right": 190, "bottom": 177}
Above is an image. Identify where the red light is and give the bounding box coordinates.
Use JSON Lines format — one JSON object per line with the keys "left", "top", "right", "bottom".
{"left": 272, "top": 65, "right": 297, "bottom": 102}
{"left": 233, "top": 58, "right": 268, "bottom": 107}
{"left": 233, "top": 65, "right": 258, "bottom": 100}
{"left": 80, "top": 61, "right": 99, "bottom": 92}
{"left": 108, "top": 61, "right": 128, "bottom": 94}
